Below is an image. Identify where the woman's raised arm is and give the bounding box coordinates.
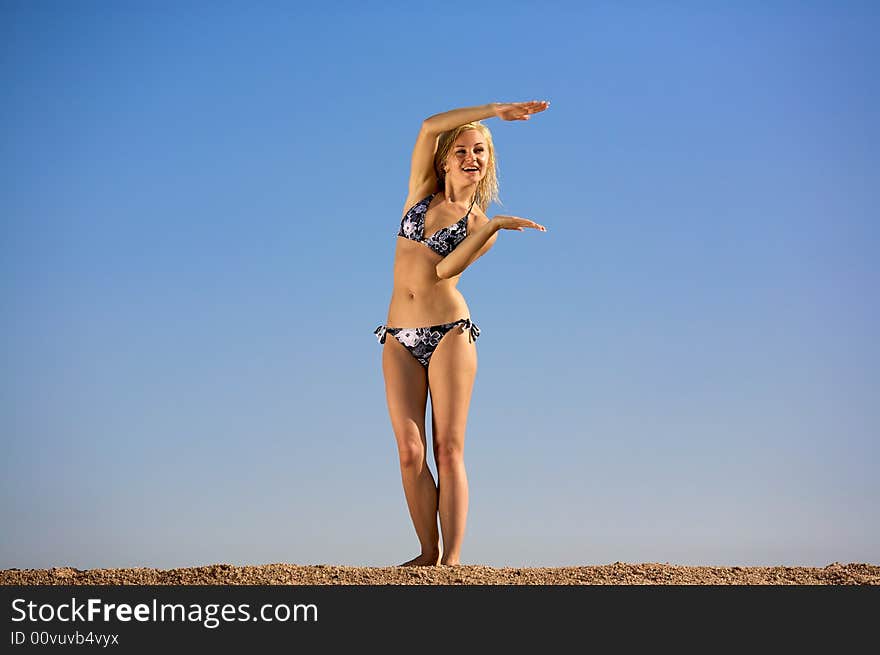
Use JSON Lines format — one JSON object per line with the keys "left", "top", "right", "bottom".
{"left": 422, "top": 100, "right": 550, "bottom": 134}
{"left": 408, "top": 100, "right": 550, "bottom": 198}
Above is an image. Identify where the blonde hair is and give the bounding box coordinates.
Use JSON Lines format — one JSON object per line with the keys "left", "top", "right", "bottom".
{"left": 433, "top": 121, "right": 500, "bottom": 212}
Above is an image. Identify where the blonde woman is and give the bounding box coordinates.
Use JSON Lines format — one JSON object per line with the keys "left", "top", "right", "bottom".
{"left": 374, "top": 100, "right": 550, "bottom": 565}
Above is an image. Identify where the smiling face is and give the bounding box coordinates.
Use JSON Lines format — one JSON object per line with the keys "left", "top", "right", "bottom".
{"left": 433, "top": 121, "right": 500, "bottom": 210}
{"left": 444, "top": 129, "right": 489, "bottom": 185}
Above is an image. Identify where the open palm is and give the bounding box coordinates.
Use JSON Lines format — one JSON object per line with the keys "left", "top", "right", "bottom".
{"left": 493, "top": 100, "right": 550, "bottom": 121}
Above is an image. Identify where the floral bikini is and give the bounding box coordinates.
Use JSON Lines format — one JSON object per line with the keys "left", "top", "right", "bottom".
{"left": 374, "top": 193, "right": 481, "bottom": 368}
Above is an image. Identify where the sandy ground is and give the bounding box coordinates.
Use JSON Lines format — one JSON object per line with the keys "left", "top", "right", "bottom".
{"left": 2, "top": 562, "right": 878, "bottom": 585}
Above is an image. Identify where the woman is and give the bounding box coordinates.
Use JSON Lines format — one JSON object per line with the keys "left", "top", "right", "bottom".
{"left": 374, "top": 100, "right": 550, "bottom": 566}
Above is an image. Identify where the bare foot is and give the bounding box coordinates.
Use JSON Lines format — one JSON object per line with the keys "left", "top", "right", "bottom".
{"left": 399, "top": 553, "right": 440, "bottom": 567}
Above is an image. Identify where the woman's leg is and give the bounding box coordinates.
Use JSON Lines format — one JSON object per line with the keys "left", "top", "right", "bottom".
{"left": 382, "top": 334, "right": 440, "bottom": 565}
{"left": 427, "top": 326, "right": 478, "bottom": 565}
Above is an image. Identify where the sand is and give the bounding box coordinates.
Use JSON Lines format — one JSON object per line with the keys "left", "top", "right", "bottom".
{"left": 2, "top": 561, "right": 878, "bottom": 585}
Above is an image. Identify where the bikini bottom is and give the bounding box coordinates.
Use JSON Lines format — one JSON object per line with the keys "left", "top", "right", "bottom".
{"left": 374, "top": 318, "right": 480, "bottom": 368}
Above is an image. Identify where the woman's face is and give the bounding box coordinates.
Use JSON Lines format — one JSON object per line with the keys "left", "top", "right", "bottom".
{"left": 445, "top": 129, "right": 489, "bottom": 186}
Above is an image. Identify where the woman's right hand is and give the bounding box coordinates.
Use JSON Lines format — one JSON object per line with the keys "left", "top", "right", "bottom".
{"left": 492, "top": 100, "right": 550, "bottom": 121}
{"left": 493, "top": 215, "right": 547, "bottom": 232}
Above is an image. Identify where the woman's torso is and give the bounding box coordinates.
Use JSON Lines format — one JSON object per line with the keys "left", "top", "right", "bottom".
{"left": 385, "top": 191, "right": 483, "bottom": 327}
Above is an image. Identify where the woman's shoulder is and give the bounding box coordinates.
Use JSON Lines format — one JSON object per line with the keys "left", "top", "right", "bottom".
{"left": 468, "top": 204, "right": 491, "bottom": 230}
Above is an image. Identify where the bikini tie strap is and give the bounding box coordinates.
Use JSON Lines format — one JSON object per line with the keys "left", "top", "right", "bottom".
{"left": 458, "top": 318, "right": 480, "bottom": 344}
{"left": 374, "top": 325, "right": 388, "bottom": 344}
{"left": 469, "top": 321, "right": 480, "bottom": 343}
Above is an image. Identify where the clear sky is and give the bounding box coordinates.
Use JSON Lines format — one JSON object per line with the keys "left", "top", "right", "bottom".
{"left": 2, "top": 0, "right": 877, "bottom": 570}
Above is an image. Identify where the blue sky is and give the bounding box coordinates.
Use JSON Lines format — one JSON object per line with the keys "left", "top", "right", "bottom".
{"left": 2, "top": 0, "right": 877, "bottom": 569}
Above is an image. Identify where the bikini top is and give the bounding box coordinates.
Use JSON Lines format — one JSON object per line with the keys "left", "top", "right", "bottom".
{"left": 397, "top": 193, "right": 475, "bottom": 257}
